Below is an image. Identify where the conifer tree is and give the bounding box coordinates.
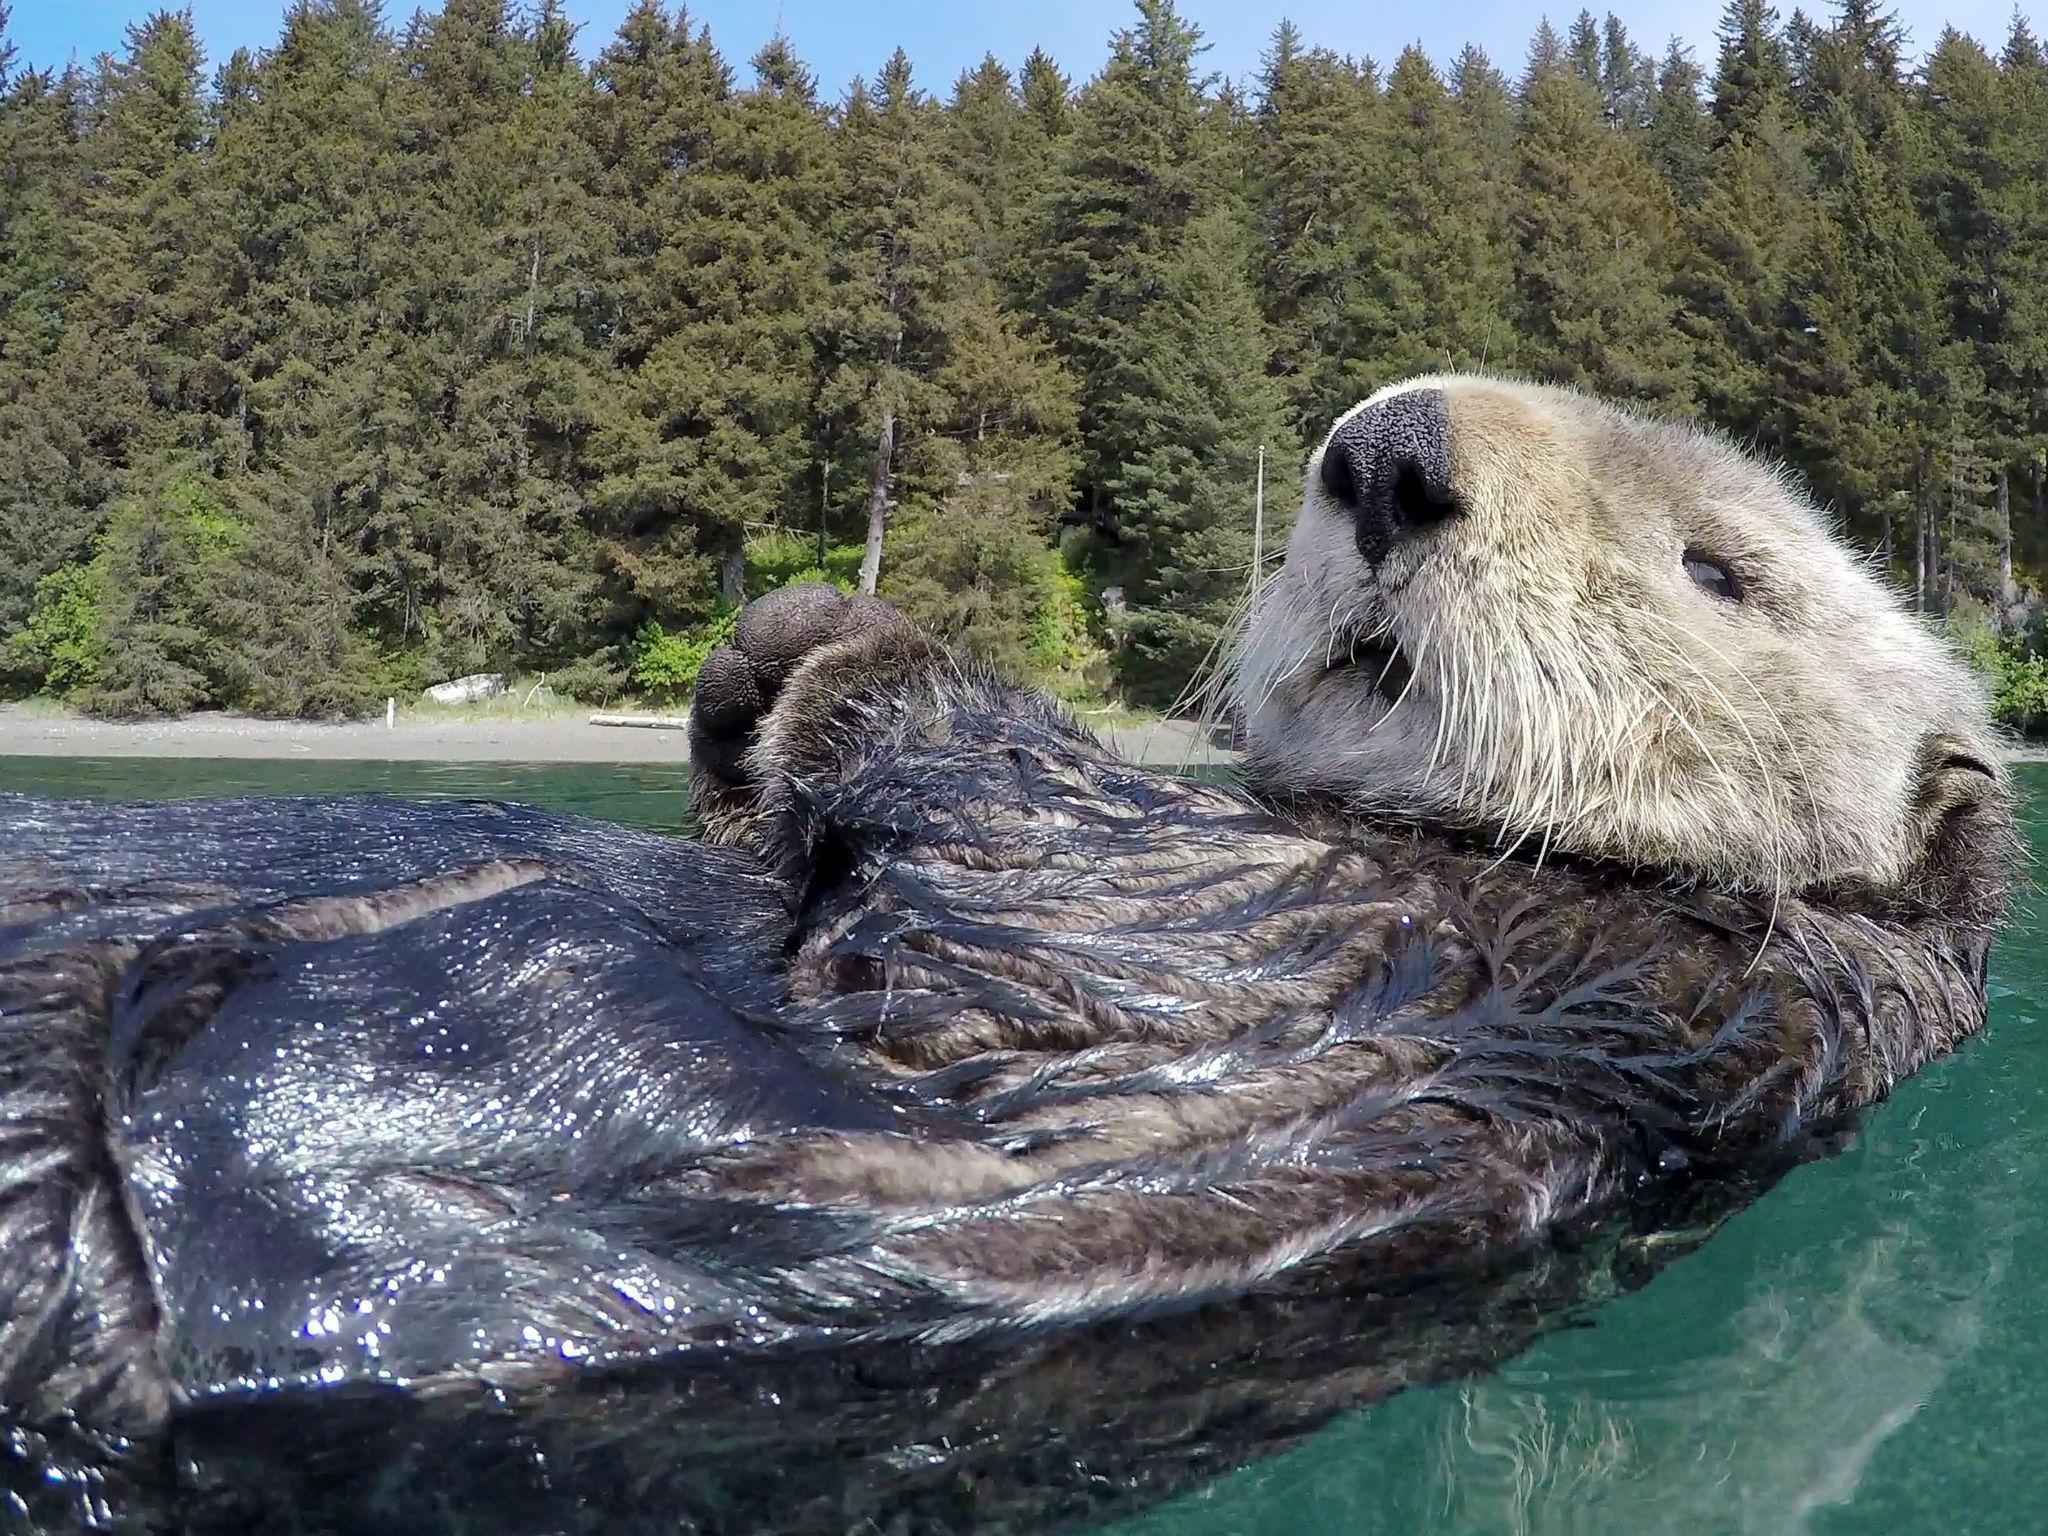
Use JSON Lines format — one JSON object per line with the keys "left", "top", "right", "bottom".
{"left": 1673, "top": 97, "right": 1812, "bottom": 440}
{"left": 0, "top": 58, "right": 103, "bottom": 645}
{"left": 1917, "top": 23, "right": 2048, "bottom": 597}
{"left": 1992, "top": 17, "right": 2048, "bottom": 537}
{"left": 946, "top": 56, "right": 1022, "bottom": 266}
{"left": 1600, "top": 15, "right": 1656, "bottom": 129}
{"left": 1254, "top": 24, "right": 1375, "bottom": 428}
{"left": 201, "top": 1, "right": 413, "bottom": 658}
{"left": 1568, "top": 11, "right": 1606, "bottom": 88}
{"left": 1041, "top": 0, "right": 1211, "bottom": 511}
{"left": 1450, "top": 44, "right": 1518, "bottom": 174}
{"left": 1094, "top": 209, "right": 1296, "bottom": 704}
{"left": 820, "top": 51, "right": 971, "bottom": 593}
{"left": 1353, "top": 46, "right": 1516, "bottom": 382}
{"left": 1523, "top": 20, "right": 1569, "bottom": 95}
{"left": 1777, "top": 96, "right": 1960, "bottom": 571}
{"left": 582, "top": 2, "right": 730, "bottom": 374}
{"left": 994, "top": 48, "right": 1074, "bottom": 309}
{"left": 576, "top": 2, "right": 733, "bottom": 665}
{"left": 586, "top": 30, "right": 830, "bottom": 636}
{"left": 1514, "top": 43, "right": 1691, "bottom": 407}
{"left": 1713, "top": 0, "right": 1793, "bottom": 134}
{"left": 1784, "top": 8, "right": 1827, "bottom": 107}
{"left": 1646, "top": 41, "right": 1713, "bottom": 200}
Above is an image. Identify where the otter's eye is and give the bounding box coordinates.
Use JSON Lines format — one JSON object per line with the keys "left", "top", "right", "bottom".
{"left": 1683, "top": 550, "right": 1743, "bottom": 603}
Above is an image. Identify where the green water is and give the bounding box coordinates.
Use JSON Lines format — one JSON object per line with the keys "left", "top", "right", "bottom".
{"left": 0, "top": 758, "right": 695, "bottom": 832}
{"left": 2, "top": 757, "right": 2042, "bottom": 1536}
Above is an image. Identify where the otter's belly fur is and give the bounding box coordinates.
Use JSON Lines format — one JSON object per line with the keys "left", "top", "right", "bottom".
{"left": 0, "top": 639, "right": 2006, "bottom": 1529}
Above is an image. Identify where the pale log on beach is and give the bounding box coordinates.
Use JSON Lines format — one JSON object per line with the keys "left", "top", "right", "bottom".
{"left": 588, "top": 713, "right": 693, "bottom": 730}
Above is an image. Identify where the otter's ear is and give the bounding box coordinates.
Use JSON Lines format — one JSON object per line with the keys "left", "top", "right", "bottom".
{"left": 1902, "top": 733, "right": 2016, "bottom": 928}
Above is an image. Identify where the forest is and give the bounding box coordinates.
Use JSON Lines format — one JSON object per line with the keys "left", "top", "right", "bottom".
{"left": 1, "top": 0, "right": 2045, "bottom": 725}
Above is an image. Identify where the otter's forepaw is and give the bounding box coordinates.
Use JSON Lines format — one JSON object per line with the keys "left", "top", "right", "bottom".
{"left": 689, "top": 583, "right": 912, "bottom": 840}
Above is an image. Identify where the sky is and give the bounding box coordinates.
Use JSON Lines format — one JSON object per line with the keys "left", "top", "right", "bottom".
{"left": 5, "top": 1, "right": 2036, "bottom": 93}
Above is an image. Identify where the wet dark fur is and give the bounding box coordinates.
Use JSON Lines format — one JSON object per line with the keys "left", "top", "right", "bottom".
{"left": 0, "top": 633, "right": 2013, "bottom": 1531}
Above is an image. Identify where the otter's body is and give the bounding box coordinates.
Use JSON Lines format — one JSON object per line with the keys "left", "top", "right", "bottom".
{"left": 0, "top": 655, "right": 2000, "bottom": 1416}
{"left": 0, "top": 374, "right": 2016, "bottom": 1529}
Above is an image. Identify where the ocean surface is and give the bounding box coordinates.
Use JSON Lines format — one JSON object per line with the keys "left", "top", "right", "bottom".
{"left": 2, "top": 756, "right": 2041, "bottom": 1536}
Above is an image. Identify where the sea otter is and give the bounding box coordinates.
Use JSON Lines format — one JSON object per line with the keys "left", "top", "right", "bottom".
{"left": 0, "top": 375, "right": 2015, "bottom": 1531}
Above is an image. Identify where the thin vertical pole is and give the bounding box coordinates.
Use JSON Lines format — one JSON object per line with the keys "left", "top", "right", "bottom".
{"left": 1252, "top": 445, "right": 1265, "bottom": 607}
{"left": 818, "top": 462, "right": 830, "bottom": 570}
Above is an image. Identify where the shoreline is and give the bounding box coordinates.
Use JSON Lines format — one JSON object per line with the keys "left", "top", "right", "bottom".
{"left": 0, "top": 703, "right": 1236, "bottom": 769}
{"left": 4, "top": 703, "right": 2041, "bottom": 767}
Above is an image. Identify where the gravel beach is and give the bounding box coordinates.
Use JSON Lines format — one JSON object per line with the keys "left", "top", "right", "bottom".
{"left": 0, "top": 703, "right": 1237, "bottom": 769}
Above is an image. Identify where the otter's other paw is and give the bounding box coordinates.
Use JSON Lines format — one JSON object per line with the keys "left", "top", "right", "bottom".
{"left": 689, "top": 583, "right": 907, "bottom": 833}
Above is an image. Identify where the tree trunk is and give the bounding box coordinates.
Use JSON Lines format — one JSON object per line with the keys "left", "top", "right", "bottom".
{"left": 2000, "top": 468, "right": 2015, "bottom": 615}
{"left": 858, "top": 406, "right": 896, "bottom": 597}
{"left": 1912, "top": 482, "right": 1926, "bottom": 614}
{"left": 1944, "top": 500, "right": 1954, "bottom": 617}
{"left": 1944, "top": 444, "right": 1957, "bottom": 618}
{"left": 720, "top": 549, "right": 746, "bottom": 606}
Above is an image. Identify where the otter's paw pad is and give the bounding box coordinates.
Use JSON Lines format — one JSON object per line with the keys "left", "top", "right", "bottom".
{"left": 689, "top": 583, "right": 906, "bottom": 786}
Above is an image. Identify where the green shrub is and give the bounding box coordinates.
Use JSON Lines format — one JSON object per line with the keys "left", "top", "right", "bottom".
{"left": 549, "top": 649, "right": 630, "bottom": 707}
{"left": 629, "top": 608, "right": 736, "bottom": 703}
{"left": 878, "top": 484, "right": 1110, "bottom": 697}
{"left": 1957, "top": 621, "right": 2048, "bottom": 737}
{"left": 14, "top": 472, "right": 385, "bottom": 720}
{"left": 744, "top": 532, "right": 863, "bottom": 595}
{"left": 4, "top": 563, "right": 105, "bottom": 694}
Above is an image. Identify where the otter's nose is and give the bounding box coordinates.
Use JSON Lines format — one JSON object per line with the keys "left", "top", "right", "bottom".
{"left": 1317, "top": 388, "right": 1457, "bottom": 566}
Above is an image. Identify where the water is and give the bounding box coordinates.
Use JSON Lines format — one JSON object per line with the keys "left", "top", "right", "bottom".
{"left": 1, "top": 757, "right": 2041, "bottom": 1536}
{"left": 0, "top": 757, "right": 695, "bottom": 832}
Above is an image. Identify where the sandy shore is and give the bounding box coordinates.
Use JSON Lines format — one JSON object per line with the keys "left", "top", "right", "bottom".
{"left": 0, "top": 703, "right": 1236, "bottom": 768}
{"left": 5, "top": 703, "right": 2038, "bottom": 768}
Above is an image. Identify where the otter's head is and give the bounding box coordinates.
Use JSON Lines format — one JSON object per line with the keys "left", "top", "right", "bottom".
{"left": 1232, "top": 374, "right": 2011, "bottom": 907}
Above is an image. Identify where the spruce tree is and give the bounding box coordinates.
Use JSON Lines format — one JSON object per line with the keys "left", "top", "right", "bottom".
{"left": 0, "top": 60, "right": 104, "bottom": 649}
{"left": 1523, "top": 20, "right": 1569, "bottom": 94}
{"left": 819, "top": 51, "right": 970, "bottom": 593}
{"left": 1777, "top": 94, "right": 1960, "bottom": 572}
{"left": 1352, "top": 46, "right": 1517, "bottom": 383}
{"left": 576, "top": 2, "right": 733, "bottom": 672}
{"left": 1646, "top": 41, "right": 1713, "bottom": 202}
{"left": 1041, "top": 0, "right": 1211, "bottom": 514}
{"left": 983, "top": 47, "right": 1073, "bottom": 312}
{"left": 1514, "top": 46, "right": 1692, "bottom": 407}
{"left": 1254, "top": 25, "right": 1375, "bottom": 429}
{"left": 1095, "top": 209, "right": 1296, "bottom": 705}
{"left": 1568, "top": 12, "right": 1605, "bottom": 89}
{"left": 946, "top": 56, "right": 1022, "bottom": 268}
{"left": 1450, "top": 45, "right": 1518, "bottom": 174}
{"left": 1918, "top": 24, "right": 2048, "bottom": 605}
{"left": 1600, "top": 15, "right": 1656, "bottom": 130}
{"left": 1992, "top": 17, "right": 2048, "bottom": 540}
{"left": 585, "top": 31, "right": 830, "bottom": 637}
{"left": 1673, "top": 98, "right": 1813, "bottom": 441}
{"left": 1713, "top": 0, "right": 1793, "bottom": 134}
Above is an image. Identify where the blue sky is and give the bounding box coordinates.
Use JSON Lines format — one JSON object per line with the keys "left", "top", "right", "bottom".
{"left": 6, "top": 1, "right": 2033, "bottom": 92}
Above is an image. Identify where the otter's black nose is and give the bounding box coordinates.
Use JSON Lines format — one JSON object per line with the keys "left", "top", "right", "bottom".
{"left": 1317, "top": 388, "right": 1457, "bottom": 566}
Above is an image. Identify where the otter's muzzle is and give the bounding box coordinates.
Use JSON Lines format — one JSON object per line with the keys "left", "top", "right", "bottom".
{"left": 1317, "top": 388, "right": 1458, "bottom": 566}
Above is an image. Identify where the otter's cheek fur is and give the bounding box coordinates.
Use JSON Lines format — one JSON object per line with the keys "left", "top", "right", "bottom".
{"left": 1234, "top": 372, "right": 2010, "bottom": 901}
